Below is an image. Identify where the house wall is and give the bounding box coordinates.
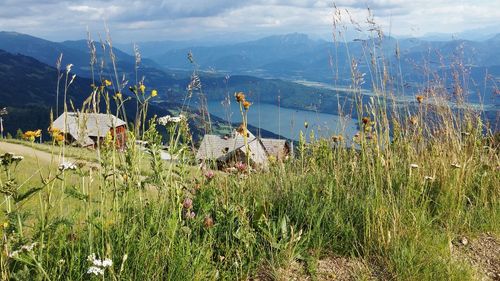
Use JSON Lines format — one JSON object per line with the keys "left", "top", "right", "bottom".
{"left": 110, "top": 125, "right": 127, "bottom": 149}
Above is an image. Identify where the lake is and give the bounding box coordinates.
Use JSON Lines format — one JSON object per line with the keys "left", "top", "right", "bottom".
{"left": 207, "top": 101, "right": 359, "bottom": 140}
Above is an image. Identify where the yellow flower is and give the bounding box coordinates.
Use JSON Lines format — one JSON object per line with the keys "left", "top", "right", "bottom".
{"left": 235, "top": 92, "right": 245, "bottom": 102}
{"left": 236, "top": 124, "right": 248, "bottom": 137}
{"left": 2, "top": 221, "right": 8, "bottom": 228}
{"left": 104, "top": 79, "right": 112, "bottom": 87}
{"left": 23, "top": 129, "right": 42, "bottom": 141}
{"left": 416, "top": 95, "right": 424, "bottom": 104}
{"left": 242, "top": 100, "right": 251, "bottom": 110}
{"left": 116, "top": 92, "right": 122, "bottom": 99}
{"left": 151, "top": 89, "right": 158, "bottom": 97}
{"left": 139, "top": 84, "right": 146, "bottom": 94}
{"left": 55, "top": 134, "right": 65, "bottom": 143}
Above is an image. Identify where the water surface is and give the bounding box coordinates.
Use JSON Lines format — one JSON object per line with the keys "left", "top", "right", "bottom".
{"left": 207, "top": 101, "right": 358, "bottom": 140}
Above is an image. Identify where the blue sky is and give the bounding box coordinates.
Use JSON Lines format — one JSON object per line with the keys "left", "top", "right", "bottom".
{"left": 0, "top": 0, "right": 499, "bottom": 42}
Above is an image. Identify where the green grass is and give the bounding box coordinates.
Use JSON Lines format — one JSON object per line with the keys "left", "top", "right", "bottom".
{"left": 0, "top": 122, "right": 497, "bottom": 280}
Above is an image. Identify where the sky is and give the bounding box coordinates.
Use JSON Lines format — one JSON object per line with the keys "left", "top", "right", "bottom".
{"left": 0, "top": 0, "right": 499, "bottom": 43}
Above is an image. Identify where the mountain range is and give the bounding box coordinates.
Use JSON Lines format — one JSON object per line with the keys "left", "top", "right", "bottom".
{"left": 0, "top": 31, "right": 498, "bottom": 136}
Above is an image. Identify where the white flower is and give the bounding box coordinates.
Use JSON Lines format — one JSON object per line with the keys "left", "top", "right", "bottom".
{"left": 12, "top": 156, "right": 24, "bottom": 161}
{"left": 21, "top": 242, "right": 38, "bottom": 252}
{"left": 158, "top": 114, "right": 186, "bottom": 125}
{"left": 424, "top": 176, "right": 435, "bottom": 181}
{"left": 92, "top": 259, "right": 103, "bottom": 267}
{"left": 8, "top": 242, "right": 38, "bottom": 258}
{"left": 87, "top": 253, "right": 112, "bottom": 274}
{"left": 102, "top": 258, "right": 113, "bottom": 267}
{"left": 8, "top": 250, "right": 20, "bottom": 258}
{"left": 87, "top": 266, "right": 104, "bottom": 276}
{"left": 59, "top": 161, "right": 77, "bottom": 171}
{"left": 410, "top": 163, "right": 419, "bottom": 169}
{"left": 451, "top": 163, "right": 461, "bottom": 169}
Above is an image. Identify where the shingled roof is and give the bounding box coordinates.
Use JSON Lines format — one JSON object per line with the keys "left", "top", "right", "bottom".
{"left": 260, "top": 138, "right": 289, "bottom": 159}
{"left": 52, "top": 112, "right": 126, "bottom": 147}
{"left": 196, "top": 130, "right": 268, "bottom": 166}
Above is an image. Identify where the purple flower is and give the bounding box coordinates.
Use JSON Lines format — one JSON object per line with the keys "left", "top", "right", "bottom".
{"left": 205, "top": 170, "right": 215, "bottom": 180}
{"left": 183, "top": 198, "right": 193, "bottom": 209}
{"left": 186, "top": 211, "right": 196, "bottom": 219}
{"left": 235, "top": 161, "right": 247, "bottom": 172}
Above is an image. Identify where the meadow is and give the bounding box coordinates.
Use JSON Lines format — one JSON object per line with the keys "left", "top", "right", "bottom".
{"left": 0, "top": 9, "right": 499, "bottom": 281}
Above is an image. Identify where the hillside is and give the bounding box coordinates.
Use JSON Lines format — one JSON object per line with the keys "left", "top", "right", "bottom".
{"left": 0, "top": 49, "right": 282, "bottom": 141}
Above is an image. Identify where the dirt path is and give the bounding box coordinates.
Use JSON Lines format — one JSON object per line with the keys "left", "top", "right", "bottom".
{"left": 0, "top": 141, "right": 76, "bottom": 164}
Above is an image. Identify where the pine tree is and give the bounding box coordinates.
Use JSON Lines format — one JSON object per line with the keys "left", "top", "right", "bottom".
{"left": 15, "top": 128, "right": 23, "bottom": 139}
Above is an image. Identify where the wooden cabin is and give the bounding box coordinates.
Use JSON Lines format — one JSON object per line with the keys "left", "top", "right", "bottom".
{"left": 52, "top": 112, "right": 127, "bottom": 149}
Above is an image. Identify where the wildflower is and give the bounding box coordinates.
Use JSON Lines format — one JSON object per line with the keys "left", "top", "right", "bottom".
{"left": 2, "top": 221, "right": 8, "bottom": 228}
{"left": 236, "top": 124, "right": 248, "bottom": 136}
{"left": 21, "top": 242, "right": 38, "bottom": 252}
{"left": 332, "top": 135, "right": 343, "bottom": 143}
{"left": 416, "top": 95, "right": 424, "bottom": 103}
{"left": 55, "top": 134, "right": 65, "bottom": 143}
{"left": 205, "top": 170, "right": 215, "bottom": 180}
{"left": 87, "top": 253, "right": 113, "bottom": 275}
{"left": 101, "top": 258, "right": 113, "bottom": 268}
{"left": 1, "top": 153, "right": 24, "bottom": 165}
{"left": 9, "top": 242, "right": 38, "bottom": 258}
{"left": 242, "top": 100, "right": 252, "bottom": 110}
{"left": 410, "top": 163, "right": 419, "bottom": 169}
{"left": 115, "top": 92, "right": 122, "bottom": 99}
{"left": 235, "top": 92, "right": 245, "bottom": 102}
{"left": 139, "top": 83, "right": 146, "bottom": 94}
{"left": 424, "top": 176, "right": 435, "bottom": 181}
{"left": 182, "top": 198, "right": 193, "bottom": 209}
{"left": 59, "top": 161, "right": 77, "bottom": 171}
{"left": 204, "top": 216, "right": 214, "bottom": 228}
{"left": 186, "top": 211, "right": 196, "bottom": 219}
{"left": 12, "top": 155, "right": 23, "bottom": 163}
{"left": 362, "top": 117, "right": 370, "bottom": 125}
{"left": 49, "top": 127, "right": 61, "bottom": 135}
{"left": 87, "top": 266, "right": 104, "bottom": 276}
{"left": 151, "top": 89, "right": 158, "bottom": 97}
{"left": 235, "top": 161, "right": 247, "bottom": 172}
{"left": 104, "top": 79, "right": 112, "bottom": 87}
{"left": 158, "top": 115, "right": 185, "bottom": 125}
{"left": 409, "top": 116, "right": 418, "bottom": 126}
{"left": 451, "top": 163, "right": 461, "bottom": 169}
{"left": 22, "top": 129, "right": 41, "bottom": 141}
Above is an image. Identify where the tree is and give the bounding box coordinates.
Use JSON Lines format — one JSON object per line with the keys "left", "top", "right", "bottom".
{"left": 15, "top": 128, "right": 23, "bottom": 140}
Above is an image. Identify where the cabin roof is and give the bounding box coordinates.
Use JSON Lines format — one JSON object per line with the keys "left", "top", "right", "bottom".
{"left": 260, "top": 138, "right": 288, "bottom": 158}
{"left": 52, "top": 112, "right": 126, "bottom": 146}
{"left": 196, "top": 130, "right": 268, "bottom": 165}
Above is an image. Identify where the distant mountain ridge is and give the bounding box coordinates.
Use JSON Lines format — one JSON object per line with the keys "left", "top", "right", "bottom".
{"left": 133, "top": 32, "right": 500, "bottom": 82}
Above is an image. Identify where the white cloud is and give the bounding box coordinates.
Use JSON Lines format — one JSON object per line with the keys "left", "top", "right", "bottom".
{"left": 0, "top": 0, "right": 498, "bottom": 42}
